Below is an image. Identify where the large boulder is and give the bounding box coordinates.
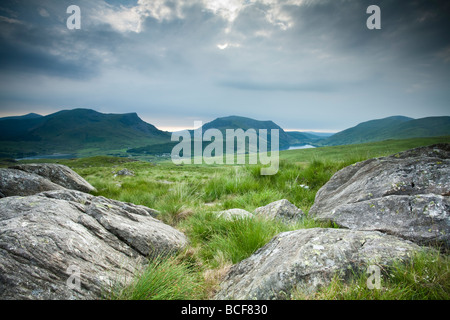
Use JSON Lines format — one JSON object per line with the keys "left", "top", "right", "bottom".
{"left": 254, "top": 199, "right": 304, "bottom": 223}
{"left": 0, "top": 190, "right": 188, "bottom": 299}
{"left": 0, "top": 168, "right": 65, "bottom": 198}
{"left": 214, "top": 228, "right": 420, "bottom": 300}
{"left": 309, "top": 144, "right": 450, "bottom": 248}
{"left": 10, "top": 163, "right": 97, "bottom": 193}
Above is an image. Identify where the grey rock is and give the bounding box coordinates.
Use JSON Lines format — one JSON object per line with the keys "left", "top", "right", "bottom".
{"left": 40, "top": 189, "right": 160, "bottom": 219}
{"left": 320, "top": 194, "right": 449, "bottom": 247}
{"left": 254, "top": 199, "right": 304, "bottom": 223}
{"left": 309, "top": 144, "right": 450, "bottom": 248}
{"left": 0, "top": 190, "right": 188, "bottom": 299}
{"left": 214, "top": 228, "right": 420, "bottom": 300}
{"left": 218, "top": 208, "right": 253, "bottom": 220}
{"left": 38, "top": 189, "right": 183, "bottom": 257}
{"left": 10, "top": 163, "right": 97, "bottom": 193}
{"left": 115, "top": 169, "right": 135, "bottom": 176}
{"left": 0, "top": 168, "right": 65, "bottom": 197}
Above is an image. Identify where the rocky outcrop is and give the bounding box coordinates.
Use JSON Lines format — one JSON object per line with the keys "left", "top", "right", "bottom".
{"left": 10, "top": 163, "right": 97, "bottom": 193}
{"left": 215, "top": 228, "right": 420, "bottom": 300}
{"left": 254, "top": 199, "right": 304, "bottom": 223}
{"left": 0, "top": 190, "right": 188, "bottom": 299}
{"left": 217, "top": 200, "right": 304, "bottom": 223}
{"left": 114, "top": 169, "right": 135, "bottom": 177}
{"left": 309, "top": 144, "right": 450, "bottom": 248}
{"left": 0, "top": 168, "right": 65, "bottom": 198}
{"left": 218, "top": 208, "right": 253, "bottom": 220}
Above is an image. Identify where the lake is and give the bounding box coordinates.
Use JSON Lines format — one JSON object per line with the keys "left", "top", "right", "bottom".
{"left": 287, "top": 145, "right": 316, "bottom": 150}
{"left": 15, "top": 154, "right": 76, "bottom": 161}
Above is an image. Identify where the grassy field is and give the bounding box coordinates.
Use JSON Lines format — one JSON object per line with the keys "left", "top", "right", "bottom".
{"left": 12, "top": 136, "right": 450, "bottom": 299}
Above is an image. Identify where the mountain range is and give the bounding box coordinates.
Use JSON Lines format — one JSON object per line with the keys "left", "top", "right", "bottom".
{"left": 0, "top": 109, "right": 170, "bottom": 158}
{"left": 0, "top": 108, "right": 449, "bottom": 159}
{"left": 318, "top": 115, "right": 450, "bottom": 146}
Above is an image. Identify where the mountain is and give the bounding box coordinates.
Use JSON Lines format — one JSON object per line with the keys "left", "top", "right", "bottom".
{"left": 301, "top": 131, "right": 335, "bottom": 138}
{"left": 321, "top": 116, "right": 450, "bottom": 146}
{"left": 392, "top": 116, "right": 450, "bottom": 139}
{"left": 201, "top": 116, "right": 283, "bottom": 132}
{"left": 0, "top": 109, "right": 170, "bottom": 158}
{"left": 2, "top": 109, "right": 449, "bottom": 159}
{"left": 199, "top": 115, "right": 292, "bottom": 149}
{"left": 285, "top": 131, "right": 324, "bottom": 146}
{"left": 130, "top": 115, "right": 294, "bottom": 156}
{"left": 0, "top": 113, "right": 43, "bottom": 121}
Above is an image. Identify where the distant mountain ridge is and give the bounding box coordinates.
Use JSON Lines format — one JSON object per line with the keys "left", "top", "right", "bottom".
{"left": 0, "top": 108, "right": 170, "bottom": 158}
{"left": 320, "top": 115, "right": 450, "bottom": 146}
{"left": 0, "top": 109, "right": 449, "bottom": 158}
{"left": 198, "top": 116, "right": 292, "bottom": 149}
{"left": 171, "top": 115, "right": 326, "bottom": 151}
{"left": 0, "top": 113, "right": 43, "bottom": 121}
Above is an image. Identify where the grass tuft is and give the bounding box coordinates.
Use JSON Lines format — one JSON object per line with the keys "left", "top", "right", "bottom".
{"left": 106, "top": 253, "right": 206, "bottom": 300}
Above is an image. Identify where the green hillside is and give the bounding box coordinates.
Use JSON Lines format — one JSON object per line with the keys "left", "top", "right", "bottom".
{"left": 128, "top": 115, "right": 295, "bottom": 156}
{"left": 2, "top": 110, "right": 449, "bottom": 159}
{"left": 0, "top": 109, "right": 171, "bottom": 158}
{"left": 321, "top": 116, "right": 450, "bottom": 146}
{"left": 200, "top": 117, "right": 326, "bottom": 146}
{"left": 200, "top": 115, "right": 292, "bottom": 150}
{"left": 285, "top": 131, "right": 324, "bottom": 146}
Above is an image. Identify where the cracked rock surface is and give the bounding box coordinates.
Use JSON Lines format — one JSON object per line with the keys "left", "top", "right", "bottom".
{"left": 309, "top": 144, "right": 450, "bottom": 248}
{"left": 9, "top": 163, "right": 97, "bottom": 194}
{"left": 215, "top": 228, "right": 420, "bottom": 300}
{"left": 0, "top": 190, "right": 187, "bottom": 299}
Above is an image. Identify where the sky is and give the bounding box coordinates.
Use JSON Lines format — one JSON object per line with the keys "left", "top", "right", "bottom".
{"left": 0, "top": 0, "right": 449, "bottom": 132}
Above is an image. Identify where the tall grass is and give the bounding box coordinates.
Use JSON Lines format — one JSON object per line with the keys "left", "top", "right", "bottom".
{"left": 107, "top": 254, "right": 206, "bottom": 300}
{"left": 186, "top": 212, "right": 285, "bottom": 268}
{"left": 293, "top": 249, "right": 450, "bottom": 300}
{"left": 182, "top": 210, "right": 330, "bottom": 269}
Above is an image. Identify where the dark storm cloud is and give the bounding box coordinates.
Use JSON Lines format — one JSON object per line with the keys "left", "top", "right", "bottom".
{"left": 0, "top": 0, "right": 131, "bottom": 79}
{"left": 2, "top": 0, "right": 448, "bottom": 82}
{"left": 0, "top": 0, "right": 449, "bottom": 130}
{"left": 329, "top": 0, "right": 450, "bottom": 61}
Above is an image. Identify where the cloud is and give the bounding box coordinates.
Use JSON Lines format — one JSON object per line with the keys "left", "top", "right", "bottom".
{"left": 219, "top": 79, "right": 335, "bottom": 92}
{"left": 38, "top": 8, "right": 50, "bottom": 17}
{"left": 95, "top": 0, "right": 188, "bottom": 33}
{"left": 0, "top": 0, "right": 449, "bottom": 131}
{"left": 0, "top": 15, "right": 23, "bottom": 24}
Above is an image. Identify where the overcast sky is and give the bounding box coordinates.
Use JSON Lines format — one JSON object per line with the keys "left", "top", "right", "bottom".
{"left": 0, "top": 0, "right": 449, "bottom": 132}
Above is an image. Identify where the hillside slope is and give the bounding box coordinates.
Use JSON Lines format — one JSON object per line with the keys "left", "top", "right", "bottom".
{"left": 0, "top": 109, "right": 170, "bottom": 158}
{"left": 321, "top": 116, "right": 450, "bottom": 146}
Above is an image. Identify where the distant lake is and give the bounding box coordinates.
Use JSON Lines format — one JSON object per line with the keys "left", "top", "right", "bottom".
{"left": 287, "top": 145, "right": 316, "bottom": 150}
{"left": 15, "top": 154, "right": 76, "bottom": 161}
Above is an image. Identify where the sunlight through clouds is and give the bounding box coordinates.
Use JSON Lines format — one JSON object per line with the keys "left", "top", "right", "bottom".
{"left": 98, "top": 0, "right": 312, "bottom": 33}
{"left": 99, "top": 0, "right": 186, "bottom": 33}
